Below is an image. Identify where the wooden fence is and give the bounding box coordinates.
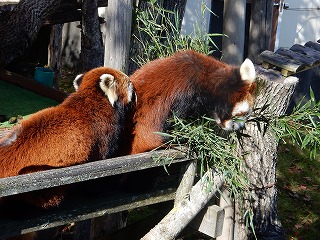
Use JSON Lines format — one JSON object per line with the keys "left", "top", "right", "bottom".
{"left": 0, "top": 147, "right": 224, "bottom": 239}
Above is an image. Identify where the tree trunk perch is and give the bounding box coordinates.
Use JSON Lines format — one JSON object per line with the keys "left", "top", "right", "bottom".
{"left": 234, "top": 67, "right": 299, "bottom": 239}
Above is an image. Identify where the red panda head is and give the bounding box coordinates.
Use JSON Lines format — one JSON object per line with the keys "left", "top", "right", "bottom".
{"left": 212, "top": 58, "right": 256, "bottom": 131}
{"left": 73, "top": 67, "right": 136, "bottom": 107}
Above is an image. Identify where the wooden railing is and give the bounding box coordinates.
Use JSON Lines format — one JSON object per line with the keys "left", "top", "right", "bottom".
{"left": 0, "top": 148, "right": 224, "bottom": 239}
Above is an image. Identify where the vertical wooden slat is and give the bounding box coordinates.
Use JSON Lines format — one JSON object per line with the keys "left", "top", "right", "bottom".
{"left": 247, "top": 0, "right": 274, "bottom": 63}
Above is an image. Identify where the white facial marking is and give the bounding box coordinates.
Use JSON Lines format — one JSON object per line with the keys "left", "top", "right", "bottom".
{"left": 127, "top": 82, "right": 134, "bottom": 103}
{"left": 100, "top": 74, "right": 118, "bottom": 107}
{"left": 240, "top": 58, "right": 255, "bottom": 83}
{"left": 222, "top": 119, "right": 245, "bottom": 131}
{"left": 232, "top": 100, "right": 250, "bottom": 116}
{"left": 73, "top": 74, "right": 83, "bottom": 91}
{"left": 215, "top": 117, "right": 221, "bottom": 125}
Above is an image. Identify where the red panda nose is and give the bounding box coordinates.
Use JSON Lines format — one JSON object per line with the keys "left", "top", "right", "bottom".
{"left": 221, "top": 118, "right": 246, "bottom": 131}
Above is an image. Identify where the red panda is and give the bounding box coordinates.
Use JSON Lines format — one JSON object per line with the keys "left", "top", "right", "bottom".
{"left": 0, "top": 67, "right": 135, "bottom": 208}
{"left": 128, "top": 50, "right": 256, "bottom": 154}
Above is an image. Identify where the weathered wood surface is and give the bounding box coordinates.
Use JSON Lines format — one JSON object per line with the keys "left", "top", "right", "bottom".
{"left": 305, "top": 40, "right": 320, "bottom": 51}
{"left": 291, "top": 43, "right": 320, "bottom": 59}
{"left": 260, "top": 50, "right": 307, "bottom": 75}
{"left": 234, "top": 72, "right": 299, "bottom": 239}
{"left": 260, "top": 41, "right": 320, "bottom": 76}
{"left": 222, "top": 0, "right": 247, "bottom": 65}
{"left": 189, "top": 204, "right": 225, "bottom": 238}
{"left": 141, "top": 170, "right": 224, "bottom": 240}
{"left": 174, "top": 160, "right": 196, "bottom": 207}
{"left": 247, "top": 0, "right": 273, "bottom": 63}
{"left": 275, "top": 48, "right": 320, "bottom": 66}
{"left": 0, "top": 148, "right": 189, "bottom": 197}
{"left": 104, "top": 0, "right": 133, "bottom": 73}
{"left": 0, "top": 188, "right": 176, "bottom": 238}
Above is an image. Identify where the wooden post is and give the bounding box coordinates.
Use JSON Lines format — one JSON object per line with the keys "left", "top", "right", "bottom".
{"left": 235, "top": 68, "right": 299, "bottom": 239}
{"left": 216, "top": 187, "right": 234, "bottom": 240}
{"left": 48, "top": 24, "right": 63, "bottom": 89}
{"left": 222, "top": 0, "right": 246, "bottom": 64}
{"left": 141, "top": 170, "right": 224, "bottom": 240}
{"left": 174, "top": 160, "right": 197, "bottom": 207}
{"left": 104, "top": 0, "right": 133, "bottom": 73}
{"left": 247, "top": 0, "right": 274, "bottom": 63}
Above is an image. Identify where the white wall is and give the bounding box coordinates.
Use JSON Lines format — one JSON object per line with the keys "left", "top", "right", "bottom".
{"left": 276, "top": 0, "right": 320, "bottom": 49}
{"left": 181, "top": 0, "right": 212, "bottom": 36}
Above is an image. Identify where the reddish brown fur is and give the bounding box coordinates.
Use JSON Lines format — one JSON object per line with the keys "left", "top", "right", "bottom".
{"left": 0, "top": 67, "right": 134, "bottom": 208}
{"left": 128, "top": 50, "right": 256, "bottom": 154}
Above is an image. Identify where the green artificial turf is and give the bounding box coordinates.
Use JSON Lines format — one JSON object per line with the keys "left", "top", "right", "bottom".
{"left": 0, "top": 80, "right": 58, "bottom": 128}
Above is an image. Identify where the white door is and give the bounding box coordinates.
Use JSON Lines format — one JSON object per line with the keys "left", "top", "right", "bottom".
{"left": 276, "top": 0, "right": 320, "bottom": 49}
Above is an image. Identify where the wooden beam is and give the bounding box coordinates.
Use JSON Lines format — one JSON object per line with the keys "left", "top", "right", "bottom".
{"left": 0, "top": 148, "right": 189, "bottom": 197}
{"left": 247, "top": 0, "right": 274, "bottom": 63}
{"left": 0, "top": 188, "right": 176, "bottom": 238}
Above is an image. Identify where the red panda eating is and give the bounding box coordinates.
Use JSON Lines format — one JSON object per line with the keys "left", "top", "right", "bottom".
{"left": 128, "top": 50, "right": 256, "bottom": 154}
{"left": 0, "top": 67, "right": 136, "bottom": 208}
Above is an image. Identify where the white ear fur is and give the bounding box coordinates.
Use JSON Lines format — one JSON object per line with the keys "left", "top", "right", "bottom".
{"left": 73, "top": 74, "right": 83, "bottom": 91}
{"left": 99, "top": 74, "right": 118, "bottom": 106}
{"left": 240, "top": 58, "right": 256, "bottom": 83}
{"left": 127, "top": 82, "right": 134, "bottom": 103}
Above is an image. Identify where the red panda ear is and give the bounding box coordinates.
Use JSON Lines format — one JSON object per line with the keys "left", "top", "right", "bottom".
{"left": 73, "top": 74, "right": 83, "bottom": 91}
{"left": 240, "top": 58, "right": 255, "bottom": 84}
{"left": 99, "top": 73, "right": 118, "bottom": 106}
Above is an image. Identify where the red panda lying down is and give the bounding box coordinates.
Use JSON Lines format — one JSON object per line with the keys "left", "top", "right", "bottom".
{"left": 128, "top": 50, "right": 256, "bottom": 154}
{"left": 0, "top": 67, "right": 135, "bottom": 208}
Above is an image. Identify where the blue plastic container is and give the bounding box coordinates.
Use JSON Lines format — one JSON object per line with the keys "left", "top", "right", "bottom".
{"left": 34, "top": 67, "right": 54, "bottom": 88}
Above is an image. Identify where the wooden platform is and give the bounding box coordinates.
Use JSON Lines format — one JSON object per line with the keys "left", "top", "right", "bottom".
{"left": 259, "top": 40, "right": 320, "bottom": 77}
{"left": 0, "top": 148, "right": 189, "bottom": 238}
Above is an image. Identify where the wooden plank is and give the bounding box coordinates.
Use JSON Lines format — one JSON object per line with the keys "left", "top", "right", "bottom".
{"left": 247, "top": 0, "right": 274, "bottom": 63}
{"left": 305, "top": 41, "right": 320, "bottom": 52}
{"left": 275, "top": 47, "right": 320, "bottom": 66}
{"left": 0, "top": 188, "right": 176, "bottom": 238}
{"left": 290, "top": 44, "right": 320, "bottom": 60}
{"left": 0, "top": 148, "right": 189, "bottom": 197}
{"left": 0, "top": 69, "right": 68, "bottom": 103}
{"left": 259, "top": 50, "right": 307, "bottom": 74}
